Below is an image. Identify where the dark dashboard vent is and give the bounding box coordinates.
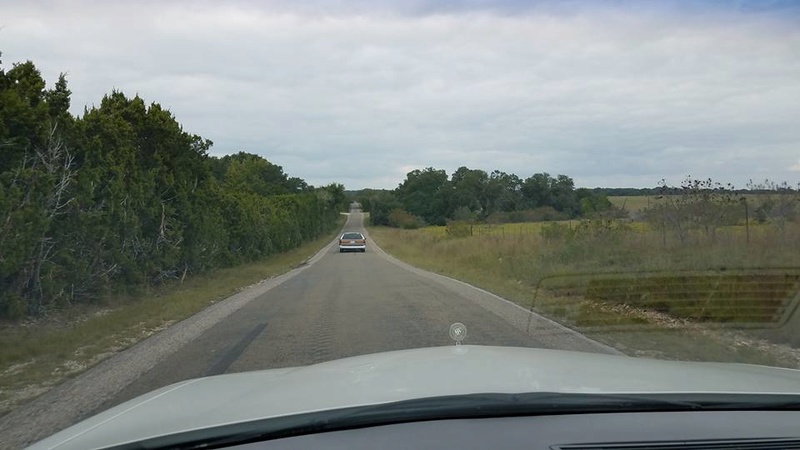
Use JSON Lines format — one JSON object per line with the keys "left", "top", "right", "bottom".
{"left": 554, "top": 438, "right": 800, "bottom": 450}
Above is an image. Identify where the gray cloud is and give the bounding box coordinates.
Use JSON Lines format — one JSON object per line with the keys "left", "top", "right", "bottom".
{"left": 2, "top": 1, "right": 799, "bottom": 189}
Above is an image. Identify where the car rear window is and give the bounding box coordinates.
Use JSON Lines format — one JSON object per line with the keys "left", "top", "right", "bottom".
{"left": 342, "top": 232, "right": 363, "bottom": 239}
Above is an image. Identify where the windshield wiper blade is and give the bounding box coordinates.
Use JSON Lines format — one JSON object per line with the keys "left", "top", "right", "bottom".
{"left": 118, "top": 393, "right": 800, "bottom": 450}
{"left": 327, "top": 392, "right": 707, "bottom": 420}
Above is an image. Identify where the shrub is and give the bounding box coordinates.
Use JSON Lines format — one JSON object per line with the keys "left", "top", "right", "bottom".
{"left": 388, "top": 208, "right": 422, "bottom": 229}
{"left": 487, "top": 207, "right": 568, "bottom": 224}
{"left": 540, "top": 222, "right": 575, "bottom": 241}
{"left": 446, "top": 220, "right": 473, "bottom": 237}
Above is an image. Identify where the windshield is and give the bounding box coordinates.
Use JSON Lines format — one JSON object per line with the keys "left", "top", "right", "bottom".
{"left": 2, "top": 1, "right": 800, "bottom": 448}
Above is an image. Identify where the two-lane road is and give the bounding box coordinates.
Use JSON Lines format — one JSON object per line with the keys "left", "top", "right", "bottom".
{"left": 95, "top": 211, "right": 556, "bottom": 410}
{"left": 3, "top": 212, "right": 615, "bottom": 447}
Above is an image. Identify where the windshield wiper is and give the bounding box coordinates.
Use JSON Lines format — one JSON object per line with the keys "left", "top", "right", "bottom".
{"left": 118, "top": 392, "right": 800, "bottom": 450}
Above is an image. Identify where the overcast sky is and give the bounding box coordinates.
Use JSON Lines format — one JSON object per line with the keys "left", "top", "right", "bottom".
{"left": 2, "top": 0, "right": 799, "bottom": 189}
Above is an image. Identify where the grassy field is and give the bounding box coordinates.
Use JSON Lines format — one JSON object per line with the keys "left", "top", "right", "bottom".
{"left": 608, "top": 195, "right": 660, "bottom": 213}
{"left": 609, "top": 194, "right": 770, "bottom": 214}
{"left": 0, "top": 218, "right": 345, "bottom": 416}
{"left": 369, "top": 219, "right": 800, "bottom": 367}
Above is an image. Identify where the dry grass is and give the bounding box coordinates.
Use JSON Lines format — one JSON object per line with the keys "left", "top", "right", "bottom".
{"left": 609, "top": 195, "right": 663, "bottom": 213}
{"left": 369, "top": 220, "right": 800, "bottom": 367}
{"left": 0, "top": 219, "right": 344, "bottom": 416}
{"left": 609, "top": 194, "right": 774, "bottom": 215}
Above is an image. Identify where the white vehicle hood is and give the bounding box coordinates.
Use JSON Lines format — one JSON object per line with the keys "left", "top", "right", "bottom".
{"left": 30, "top": 345, "right": 800, "bottom": 450}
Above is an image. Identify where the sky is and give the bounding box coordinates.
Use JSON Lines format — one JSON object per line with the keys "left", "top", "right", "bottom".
{"left": 2, "top": 0, "right": 799, "bottom": 190}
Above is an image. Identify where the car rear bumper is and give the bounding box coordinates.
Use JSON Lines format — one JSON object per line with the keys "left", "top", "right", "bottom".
{"left": 339, "top": 245, "right": 366, "bottom": 252}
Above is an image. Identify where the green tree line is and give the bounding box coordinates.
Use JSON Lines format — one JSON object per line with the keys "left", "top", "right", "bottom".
{"left": 0, "top": 55, "right": 345, "bottom": 319}
{"left": 358, "top": 166, "right": 616, "bottom": 227}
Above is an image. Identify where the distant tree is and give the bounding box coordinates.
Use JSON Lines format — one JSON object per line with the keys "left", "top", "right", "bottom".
{"left": 353, "top": 188, "right": 383, "bottom": 213}
{"left": 551, "top": 174, "right": 579, "bottom": 216}
{"left": 487, "top": 170, "right": 522, "bottom": 214}
{"left": 521, "top": 173, "right": 554, "bottom": 209}
{"left": 286, "top": 176, "right": 310, "bottom": 192}
{"left": 396, "top": 167, "right": 451, "bottom": 225}
{"left": 317, "top": 183, "right": 347, "bottom": 212}
{"left": 450, "top": 166, "right": 488, "bottom": 215}
{"left": 380, "top": 167, "right": 604, "bottom": 226}
{"left": 358, "top": 189, "right": 401, "bottom": 226}
{"left": 521, "top": 173, "right": 579, "bottom": 216}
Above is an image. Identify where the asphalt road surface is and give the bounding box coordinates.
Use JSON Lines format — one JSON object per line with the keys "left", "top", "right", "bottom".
{"left": 3, "top": 211, "right": 616, "bottom": 448}
{"left": 94, "top": 211, "right": 614, "bottom": 409}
